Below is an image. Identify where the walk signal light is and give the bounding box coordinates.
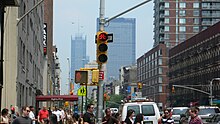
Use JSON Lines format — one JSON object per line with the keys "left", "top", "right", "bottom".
{"left": 137, "top": 82, "right": 143, "bottom": 89}
{"left": 172, "top": 86, "right": 175, "bottom": 93}
{"left": 75, "top": 70, "right": 88, "bottom": 84}
{"left": 96, "top": 31, "right": 108, "bottom": 64}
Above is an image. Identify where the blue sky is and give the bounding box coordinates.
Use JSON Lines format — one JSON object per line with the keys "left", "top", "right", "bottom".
{"left": 53, "top": 0, "right": 154, "bottom": 94}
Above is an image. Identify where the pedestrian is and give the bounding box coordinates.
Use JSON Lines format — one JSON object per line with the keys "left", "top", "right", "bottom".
{"left": 12, "top": 106, "right": 32, "bottom": 124}
{"left": 49, "top": 114, "right": 58, "bottom": 124}
{"left": 134, "top": 113, "right": 143, "bottom": 124}
{"left": 1, "top": 108, "right": 9, "bottom": 124}
{"left": 38, "top": 106, "right": 49, "bottom": 124}
{"left": 124, "top": 109, "right": 135, "bottom": 124}
{"left": 189, "top": 107, "right": 203, "bottom": 124}
{"left": 158, "top": 108, "right": 174, "bottom": 124}
{"left": 83, "top": 103, "right": 95, "bottom": 124}
{"left": 52, "top": 106, "right": 62, "bottom": 124}
{"left": 29, "top": 106, "right": 37, "bottom": 124}
{"left": 102, "top": 108, "right": 119, "bottom": 124}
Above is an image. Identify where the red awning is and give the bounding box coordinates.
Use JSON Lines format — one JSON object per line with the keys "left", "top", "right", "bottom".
{"left": 36, "top": 95, "right": 78, "bottom": 101}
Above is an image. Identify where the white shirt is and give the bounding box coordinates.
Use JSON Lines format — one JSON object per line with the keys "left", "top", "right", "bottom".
{"left": 52, "top": 110, "right": 62, "bottom": 121}
{"left": 29, "top": 111, "right": 36, "bottom": 124}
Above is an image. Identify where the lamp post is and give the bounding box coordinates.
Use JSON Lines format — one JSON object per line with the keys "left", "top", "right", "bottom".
{"left": 210, "top": 78, "right": 220, "bottom": 106}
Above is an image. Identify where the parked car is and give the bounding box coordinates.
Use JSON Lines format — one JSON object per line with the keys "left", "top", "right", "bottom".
{"left": 171, "top": 107, "right": 189, "bottom": 124}
{"left": 205, "top": 113, "right": 220, "bottom": 124}
{"left": 198, "top": 106, "right": 220, "bottom": 123}
{"left": 184, "top": 106, "right": 220, "bottom": 123}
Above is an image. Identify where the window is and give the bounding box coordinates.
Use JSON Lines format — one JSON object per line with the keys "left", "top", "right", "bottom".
{"left": 193, "top": 26, "right": 199, "bottom": 32}
{"left": 158, "top": 77, "right": 163, "bottom": 83}
{"left": 179, "top": 18, "right": 186, "bottom": 24}
{"left": 194, "top": 18, "right": 199, "bottom": 24}
{"left": 179, "top": 34, "right": 186, "bottom": 40}
{"left": 159, "top": 67, "right": 163, "bottom": 74}
{"left": 165, "top": 2, "right": 169, "bottom": 8}
{"left": 179, "top": 26, "right": 186, "bottom": 32}
{"left": 159, "top": 85, "right": 163, "bottom": 92}
{"left": 159, "top": 58, "right": 163, "bottom": 65}
{"left": 159, "top": 49, "right": 162, "bottom": 56}
{"left": 165, "top": 10, "right": 169, "bottom": 16}
{"left": 165, "top": 18, "right": 169, "bottom": 24}
{"left": 193, "top": 10, "right": 200, "bottom": 16}
{"left": 180, "top": 2, "right": 186, "bottom": 8}
{"left": 179, "top": 10, "right": 186, "bottom": 16}
{"left": 193, "top": 3, "right": 199, "bottom": 8}
{"left": 164, "top": 34, "right": 169, "bottom": 39}
{"left": 165, "top": 26, "right": 169, "bottom": 31}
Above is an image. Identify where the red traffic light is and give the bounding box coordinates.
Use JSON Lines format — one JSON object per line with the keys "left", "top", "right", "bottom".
{"left": 98, "top": 32, "right": 108, "bottom": 41}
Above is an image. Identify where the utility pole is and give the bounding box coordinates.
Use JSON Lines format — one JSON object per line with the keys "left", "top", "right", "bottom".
{"left": 97, "top": 0, "right": 152, "bottom": 123}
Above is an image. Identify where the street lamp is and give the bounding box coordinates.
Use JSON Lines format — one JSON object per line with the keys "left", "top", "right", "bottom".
{"left": 210, "top": 78, "right": 220, "bottom": 106}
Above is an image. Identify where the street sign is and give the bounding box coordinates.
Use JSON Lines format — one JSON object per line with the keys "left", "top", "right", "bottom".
{"left": 77, "top": 86, "right": 86, "bottom": 96}
{"left": 99, "top": 71, "right": 104, "bottom": 80}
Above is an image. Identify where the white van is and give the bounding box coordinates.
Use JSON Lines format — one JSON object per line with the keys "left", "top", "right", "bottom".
{"left": 121, "top": 101, "right": 160, "bottom": 124}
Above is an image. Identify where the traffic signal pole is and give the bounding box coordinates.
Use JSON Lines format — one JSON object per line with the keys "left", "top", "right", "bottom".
{"left": 97, "top": 0, "right": 152, "bottom": 123}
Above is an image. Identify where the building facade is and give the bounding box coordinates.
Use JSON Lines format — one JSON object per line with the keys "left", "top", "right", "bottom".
{"left": 119, "top": 65, "right": 137, "bottom": 100}
{"left": 16, "top": 0, "right": 45, "bottom": 108}
{"left": 137, "top": 43, "right": 169, "bottom": 109}
{"left": 153, "top": 0, "right": 220, "bottom": 48}
{"left": 169, "top": 21, "right": 220, "bottom": 106}
{"left": 97, "top": 18, "right": 136, "bottom": 80}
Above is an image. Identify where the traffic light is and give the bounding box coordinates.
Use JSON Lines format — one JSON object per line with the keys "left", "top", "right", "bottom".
{"left": 172, "top": 86, "right": 175, "bottom": 93}
{"left": 92, "top": 70, "right": 99, "bottom": 83}
{"left": 75, "top": 70, "right": 88, "bottom": 84}
{"left": 69, "top": 91, "right": 73, "bottom": 95}
{"left": 104, "top": 93, "right": 110, "bottom": 101}
{"left": 137, "top": 82, "right": 143, "bottom": 89}
{"left": 96, "top": 31, "right": 108, "bottom": 64}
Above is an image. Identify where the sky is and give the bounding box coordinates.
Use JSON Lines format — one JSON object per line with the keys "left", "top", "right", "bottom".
{"left": 53, "top": 0, "right": 154, "bottom": 94}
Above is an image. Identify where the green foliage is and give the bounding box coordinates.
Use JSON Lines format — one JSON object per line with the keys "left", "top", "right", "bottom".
{"left": 106, "top": 94, "right": 124, "bottom": 108}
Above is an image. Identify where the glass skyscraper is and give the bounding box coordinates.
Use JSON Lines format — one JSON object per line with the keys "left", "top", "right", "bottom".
{"left": 70, "top": 34, "right": 89, "bottom": 93}
{"left": 97, "top": 18, "right": 136, "bottom": 80}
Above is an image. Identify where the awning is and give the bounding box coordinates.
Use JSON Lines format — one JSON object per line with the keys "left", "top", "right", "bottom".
{"left": 36, "top": 95, "right": 78, "bottom": 101}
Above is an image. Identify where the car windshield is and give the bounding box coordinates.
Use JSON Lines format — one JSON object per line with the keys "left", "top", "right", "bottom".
{"left": 198, "top": 108, "right": 220, "bottom": 115}
{"left": 172, "top": 108, "right": 188, "bottom": 115}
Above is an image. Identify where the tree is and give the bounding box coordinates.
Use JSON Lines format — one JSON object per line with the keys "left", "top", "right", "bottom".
{"left": 106, "top": 94, "right": 124, "bottom": 108}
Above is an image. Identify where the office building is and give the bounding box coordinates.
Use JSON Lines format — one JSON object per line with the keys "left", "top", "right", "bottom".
{"left": 70, "top": 34, "right": 89, "bottom": 93}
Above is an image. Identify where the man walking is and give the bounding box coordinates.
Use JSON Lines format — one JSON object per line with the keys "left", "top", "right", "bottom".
{"left": 102, "top": 108, "right": 119, "bottom": 124}
{"left": 12, "top": 106, "right": 32, "bottom": 124}
{"left": 189, "top": 107, "right": 203, "bottom": 124}
{"left": 38, "top": 106, "right": 49, "bottom": 124}
{"left": 83, "top": 104, "right": 95, "bottom": 124}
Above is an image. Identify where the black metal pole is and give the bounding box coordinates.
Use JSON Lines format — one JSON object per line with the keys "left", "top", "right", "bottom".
{"left": 0, "top": 3, "right": 5, "bottom": 112}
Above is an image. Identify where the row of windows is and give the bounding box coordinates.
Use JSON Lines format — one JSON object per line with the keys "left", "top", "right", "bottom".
{"left": 139, "top": 67, "right": 164, "bottom": 79}
{"left": 170, "top": 46, "right": 220, "bottom": 72}
{"left": 163, "top": 10, "right": 200, "bottom": 17}
{"left": 162, "top": 2, "right": 200, "bottom": 9}
{"left": 162, "top": 25, "right": 200, "bottom": 32}
{"left": 138, "top": 49, "right": 163, "bottom": 67}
